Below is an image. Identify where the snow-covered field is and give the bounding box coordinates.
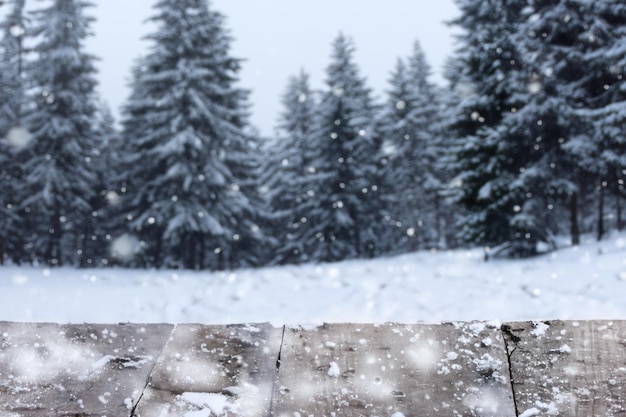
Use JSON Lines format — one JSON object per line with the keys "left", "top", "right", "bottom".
{"left": 1, "top": 233, "right": 625, "bottom": 325}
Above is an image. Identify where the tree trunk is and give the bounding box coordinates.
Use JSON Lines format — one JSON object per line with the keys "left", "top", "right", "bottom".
{"left": 79, "top": 218, "right": 91, "bottom": 267}
{"left": 412, "top": 227, "right": 420, "bottom": 253}
{"left": 199, "top": 236, "right": 205, "bottom": 270}
{"left": 617, "top": 191, "right": 623, "bottom": 232}
{"left": 597, "top": 184, "right": 605, "bottom": 241}
{"left": 570, "top": 192, "right": 580, "bottom": 246}
{"left": 435, "top": 192, "right": 443, "bottom": 249}
{"left": 217, "top": 249, "right": 225, "bottom": 271}
{"left": 154, "top": 234, "right": 163, "bottom": 269}
{"left": 182, "top": 235, "right": 190, "bottom": 269}
{"left": 352, "top": 210, "right": 362, "bottom": 258}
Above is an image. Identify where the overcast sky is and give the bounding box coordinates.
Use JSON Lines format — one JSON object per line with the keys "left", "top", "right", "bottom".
{"left": 84, "top": 1, "right": 460, "bottom": 136}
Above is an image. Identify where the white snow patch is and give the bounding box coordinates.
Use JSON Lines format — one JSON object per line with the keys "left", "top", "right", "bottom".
{"left": 1, "top": 233, "right": 626, "bottom": 325}
{"left": 473, "top": 354, "right": 506, "bottom": 383}
{"left": 519, "top": 408, "right": 541, "bottom": 417}
{"left": 468, "top": 322, "right": 486, "bottom": 335}
{"left": 180, "top": 392, "right": 236, "bottom": 416}
{"left": 242, "top": 324, "right": 261, "bottom": 333}
{"left": 328, "top": 361, "right": 340, "bottom": 377}
{"left": 124, "top": 397, "right": 134, "bottom": 410}
{"left": 98, "top": 392, "right": 111, "bottom": 404}
{"left": 535, "top": 400, "right": 559, "bottom": 415}
{"left": 223, "top": 383, "right": 265, "bottom": 417}
{"left": 531, "top": 321, "right": 550, "bottom": 337}
{"left": 9, "top": 24, "right": 25, "bottom": 37}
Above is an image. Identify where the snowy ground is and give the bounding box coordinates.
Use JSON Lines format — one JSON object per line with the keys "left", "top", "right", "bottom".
{"left": 1, "top": 233, "right": 625, "bottom": 325}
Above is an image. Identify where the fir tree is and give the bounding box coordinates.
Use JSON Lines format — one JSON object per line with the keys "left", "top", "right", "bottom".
{"left": 263, "top": 70, "right": 319, "bottom": 264}
{"left": 304, "top": 34, "right": 382, "bottom": 262}
{"left": 0, "top": 0, "right": 27, "bottom": 264}
{"left": 447, "top": 0, "right": 531, "bottom": 256}
{"left": 499, "top": 0, "right": 597, "bottom": 250}
{"left": 81, "top": 101, "right": 119, "bottom": 266}
{"left": 379, "top": 57, "right": 414, "bottom": 253}
{"left": 380, "top": 41, "right": 445, "bottom": 253}
{"left": 563, "top": 0, "right": 626, "bottom": 237}
{"left": 0, "top": 0, "right": 26, "bottom": 133}
{"left": 119, "top": 0, "right": 264, "bottom": 270}
{"left": 19, "top": 0, "right": 100, "bottom": 266}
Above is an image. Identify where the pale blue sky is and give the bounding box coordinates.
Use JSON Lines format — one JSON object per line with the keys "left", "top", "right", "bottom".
{"left": 88, "top": 1, "right": 460, "bottom": 135}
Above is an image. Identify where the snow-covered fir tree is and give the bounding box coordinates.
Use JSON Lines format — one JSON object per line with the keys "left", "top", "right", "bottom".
{"left": 0, "top": 0, "right": 27, "bottom": 264}
{"left": 447, "top": 0, "right": 533, "bottom": 256}
{"left": 304, "top": 34, "right": 383, "bottom": 262}
{"left": 591, "top": 0, "right": 626, "bottom": 233}
{"left": 0, "top": 136, "right": 14, "bottom": 265}
{"left": 448, "top": 0, "right": 626, "bottom": 255}
{"left": 263, "top": 70, "right": 319, "bottom": 264}
{"left": 79, "top": 100, "right": 119, "bottom": 266}
{"left": 379, "top": 57, "right": 414, "bottom": 253}
{"left": 496, "top": 0, "right": 600, "bottom": 251}
{"left": 435, "top": 57, "right": 471, "bottom": 249}
{"left": 380, "top": 41, "right": 446, "bottom": 253}
{"left": 119, "top": 0, "right": 265, "bottom": 270}
{"left": 19, "top": 0, "right": 101, "bottom": 266}
{"left": 563, "top": 0, "right": 626, "bottom": 237}
{"left": 0, "top": 0, "right": 26, "bottom": 134}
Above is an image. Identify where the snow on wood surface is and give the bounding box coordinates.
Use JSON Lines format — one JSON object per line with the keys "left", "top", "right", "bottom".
{"left": 0, "top": 322, "right": 173, "bottom": 416}
{"left": 134, "top": 323, "right": 282, "bottom": 417}
{"left": 504, "top": 320, "right": 626, "bottom": 417}
{"left": 0, "top": 320, "right": 624, "bottom": 417}
{"left": 273, "top": 322, "right": 515, "bottom": 417}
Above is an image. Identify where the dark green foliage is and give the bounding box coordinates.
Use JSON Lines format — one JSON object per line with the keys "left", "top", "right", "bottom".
{"left": 379, "top": 42, "right": 447, "bottom": 253}
{"left": 19, "top": 0, "right": 101, "bottom": 266}
{"left": 0, "top": 0, "right": 27, "bottom": 265}
{"left": 302, "top": 35, "right": 383, "bottom": 262}
{"left": 117, "top": 0, "right": 266, "bottom": 270}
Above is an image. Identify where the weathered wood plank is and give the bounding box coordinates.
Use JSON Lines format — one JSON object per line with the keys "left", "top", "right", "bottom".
{"left": 503, "top": 320, "right": 626, "bottom": 417}
{"left": 134, "top": 323, "right": 282, "bottom": 417}
{"left": 273, "top": 322, "right": 516, "bottom": 417}
{"left": 0, "top": 321, "right": 173, "bottom": 417}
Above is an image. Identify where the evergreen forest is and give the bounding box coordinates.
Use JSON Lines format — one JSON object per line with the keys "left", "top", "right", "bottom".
{"left": 0, "top": 0, "right": 624, "bottom": 270}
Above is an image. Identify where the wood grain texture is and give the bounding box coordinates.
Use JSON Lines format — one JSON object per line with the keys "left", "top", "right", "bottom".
{"left": 1, "top": 321, "right": 624, "bottom": 417}
{"left": 133, "top": 323, "right": 282, "bottom": 417}
{"left": 272, "top": 322, "right": 516, "bottom": 417}
{"left": 503, "top": 320, "right": 626, "bottom": 417}
{"left": 0, "top": 321, "right": 173, "bottom": 417}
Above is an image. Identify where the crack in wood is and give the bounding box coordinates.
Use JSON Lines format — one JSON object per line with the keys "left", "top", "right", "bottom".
{"left": 130, "top": 324, "right": 177, "bottom": 417}
{"left": 275, "top": 325, "right": 285, "bottom": 373}
{"left": 501, "top": 323, "right": 521, "bottom": 417}
{"left": 267, "top": 325, "right": 286, "bottom": 417}
{"left": 2, "top": 321, "right": 623, "bottom": 416}
{"left": 501, "top": 323, "right": 523, "bottom": 345}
